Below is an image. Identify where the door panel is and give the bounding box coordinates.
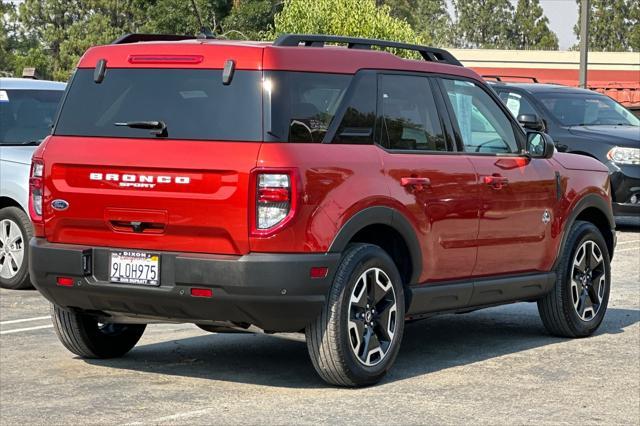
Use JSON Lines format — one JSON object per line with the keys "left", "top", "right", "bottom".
{"left": 382, "top": 153, "right": 480, "bottom": 282}
{"left": 469, "top": 156, "right": 557, "bottom": 276}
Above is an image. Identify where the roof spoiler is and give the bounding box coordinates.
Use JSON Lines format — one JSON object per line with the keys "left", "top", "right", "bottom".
{"left": 273, "top": 34, "right": 462, "bottom": 67}
{"left": 112, "top": 33, "right": 215, "bottom": 45}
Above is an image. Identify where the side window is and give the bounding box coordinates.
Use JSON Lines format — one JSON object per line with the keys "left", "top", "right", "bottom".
{"left": 497, "top": 90, "right": 538, "bottom": 118}
{"left": 378, "top": 74, "right": 446, "bottom": 151}
{"left": 442, "top": 79, "right": 519, "bottom": 154}
{"left": 265, "top": 71, "right": 351, "bottom": 143}
{"left": 332, "top": 73, "right": 376, "bottom": 145}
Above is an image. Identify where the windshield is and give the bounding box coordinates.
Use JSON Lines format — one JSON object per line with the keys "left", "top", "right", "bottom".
{"left": 538, "top": 93, "right": 640, "bottom": 127}
{"left": 0, "top": 89, "right": 64, "bottom": 145}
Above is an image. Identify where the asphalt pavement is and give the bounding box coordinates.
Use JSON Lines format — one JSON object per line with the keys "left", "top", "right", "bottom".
{"left": 1, "top": 229, "right": 638, "bottom": 425}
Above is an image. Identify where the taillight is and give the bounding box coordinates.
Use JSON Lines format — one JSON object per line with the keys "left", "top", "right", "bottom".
{"left": 29, "top": 159, "right": 44, "bottom": 222}
{"left": 250, "top": 169, "right": 298, "bottom": 237}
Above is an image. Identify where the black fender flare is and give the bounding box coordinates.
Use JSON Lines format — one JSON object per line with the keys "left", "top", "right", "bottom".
{"left": 553, "top": 193, "right": 616, "bottom": 269}
{"left": 328, "top": 206, "right": 423, "bottom": 286}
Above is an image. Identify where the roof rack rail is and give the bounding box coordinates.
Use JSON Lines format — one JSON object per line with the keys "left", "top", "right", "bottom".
{"left": 112, "top": 33, "right": 214, "bottom": 45}
{"left": 483, "top": 75, "right": 539, "bottom": 83}
{"left": 273, "top": 34, "right": 462, "bottom": 67}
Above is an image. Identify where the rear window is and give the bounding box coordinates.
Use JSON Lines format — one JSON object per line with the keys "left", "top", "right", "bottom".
{"left": 0, "top": 89, "right": 63, "bottom": 145}
{"left": 55, "top": 69, "right": 263, "bottom": 141}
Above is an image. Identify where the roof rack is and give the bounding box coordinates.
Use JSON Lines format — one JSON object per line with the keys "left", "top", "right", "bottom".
{"left": 112, "top": 33, "right": 214, "bottom": 45}
{"left": 273, "top": 34, "right": 462, "bottom": 67}
{"left": 483, "top": 75, "right": 539, "bottom": 83}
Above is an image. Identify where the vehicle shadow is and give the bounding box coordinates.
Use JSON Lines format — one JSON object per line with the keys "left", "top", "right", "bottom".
{"left": 83, "top": 304, "right": 640, "bottom": 389}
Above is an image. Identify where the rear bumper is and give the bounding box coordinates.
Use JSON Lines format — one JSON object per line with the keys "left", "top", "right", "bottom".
{"left": 29, "top": 238, "right": 340, "bottom": 332}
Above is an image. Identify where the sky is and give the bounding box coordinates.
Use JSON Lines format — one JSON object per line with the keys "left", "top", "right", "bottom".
{"left": 8, "top": 0, "right": 581, "bottom": 50}
{"left": 524, "top": 0, "right": 579, "bottom": 49}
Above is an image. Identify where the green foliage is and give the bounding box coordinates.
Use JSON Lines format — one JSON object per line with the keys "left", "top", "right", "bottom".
{"left": 574, "top": 0, "right": 639, "bottom": 51}
{"left": 0, "top": 2, "right": 17, "bottom": 75}
{"left": 380, "top": 0, "right": 452, "bottom": 45}
{"left": 452, "top": 0, "right": 516, "bottom": 48}
{"left": 512, "top": 0, "right": 559, "bottom": 50}
{"left": 222, "top": 0, "right": 279, "bottom": 40}
{"left": 141, "top": 0, "right": 232, "bottom": 35}
{"left": 270, "top": 0, "right": 423, "bottom": 57}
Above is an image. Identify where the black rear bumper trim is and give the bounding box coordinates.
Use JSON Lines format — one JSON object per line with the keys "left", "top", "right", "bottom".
{"left": 29, "top": 238, "right": 340, "bottom": 332}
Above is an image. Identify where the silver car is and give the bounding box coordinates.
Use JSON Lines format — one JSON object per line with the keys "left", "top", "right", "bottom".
{"left": 0, "top": 77, "right": 66, "bottom": 289}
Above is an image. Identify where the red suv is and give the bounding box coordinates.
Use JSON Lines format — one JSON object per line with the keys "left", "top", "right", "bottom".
{"left": 29, "top": 34, "right": 616, "bottom": 387}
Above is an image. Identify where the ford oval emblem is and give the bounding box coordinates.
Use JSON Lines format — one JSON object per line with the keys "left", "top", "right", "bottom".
{"left": 51, "top": 199, "right": 69, "bottom": 211}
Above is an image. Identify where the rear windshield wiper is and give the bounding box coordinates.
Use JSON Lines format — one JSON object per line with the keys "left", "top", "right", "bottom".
{"left": 114, "top": 120, "right": 167, "bottom": 137}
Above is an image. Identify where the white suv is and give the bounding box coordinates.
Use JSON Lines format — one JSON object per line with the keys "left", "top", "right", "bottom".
{"left": 0, "top": 77, "right": 65, "bottom": 289}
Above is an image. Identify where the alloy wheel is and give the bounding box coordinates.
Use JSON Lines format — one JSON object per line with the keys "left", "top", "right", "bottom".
{"left": 571, "top": 240, "right": 606, "bottom": 321}
{"left": 0, "top": 219, "right": 25, "bottom": 279}
{"left": 347, "top": 267, "right": 398, "bottom": 366}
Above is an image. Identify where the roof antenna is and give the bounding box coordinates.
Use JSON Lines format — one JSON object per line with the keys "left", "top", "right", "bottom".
{"left": 189, "top": 0, "right": 215, "bottom": 39}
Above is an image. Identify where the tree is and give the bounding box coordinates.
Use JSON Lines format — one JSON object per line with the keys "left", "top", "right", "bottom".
{"left": 141, "top": 0, "right": 232, "bottom": 36}
{"left": 380, "top": 0, "right": 452, "bottom": 46}
{"left": 0, "top": 1, "right": 16, "bottom": 75}
{"left": 630, "top": 1, "right": 640, "bottom": 51}
{"left": 452, "top": 0, "right": 515, "bottom": 49}
{"left": 574, "top": 0, "right": 637, "bottom": 51}
{"left": 270, "top": 0, "right": 422, "bottom": 57}
{"left": 221, "top": 0, "right": 280, "bottom": 40}
{"left": 512, "top": 0, "right": 558, "bottom": 50}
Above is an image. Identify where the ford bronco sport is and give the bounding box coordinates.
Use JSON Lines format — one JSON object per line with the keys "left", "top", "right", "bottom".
{"left": 29, "top": 34, "right": 616, "bottom": 387}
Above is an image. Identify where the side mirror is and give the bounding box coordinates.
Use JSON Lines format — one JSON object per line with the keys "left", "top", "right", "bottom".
{"left": 526, "top": 131, "right": 555, "bottom": 159}
{"left": 518, "top": 113, "right": 545, "bottom": 131}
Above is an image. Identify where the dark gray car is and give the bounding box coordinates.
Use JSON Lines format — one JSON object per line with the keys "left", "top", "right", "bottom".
{"left": 489, "top": 82, "right": 640, "bottom": 220}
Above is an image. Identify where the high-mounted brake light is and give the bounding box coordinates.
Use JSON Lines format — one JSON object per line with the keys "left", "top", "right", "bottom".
{"left": 250, "top": 169, "right": 298, "bottom": 237}
{"left": 127, "top": 55, "right": 204, "bottom": 64}
{"left": 29, "top": 159, "right": 44, "bottom": 223}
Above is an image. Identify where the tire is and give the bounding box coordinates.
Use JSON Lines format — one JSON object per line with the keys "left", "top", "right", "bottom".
{"left": 0, "top": 206, "right": 34, "bottom": 290}
{"left": 306, "top": 243, "right": 405, "bottom": 387}
{"left": 51, "top": 304, "right": 146, "bottom": 359}
{"left": 537, "top": 220, "right": 611, "bottom": 338}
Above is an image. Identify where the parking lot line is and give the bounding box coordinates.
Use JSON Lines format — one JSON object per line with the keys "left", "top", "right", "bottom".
{"left": 0, "top": 316, "right": 50, "bottom": 326}
{"left": 617, "top": 240, "right": 640, "bottom": 246}
{"left": 0, "top": 324, "right": 53, "bottom": 335}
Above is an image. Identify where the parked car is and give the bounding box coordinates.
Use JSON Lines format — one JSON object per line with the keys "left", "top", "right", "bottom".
{"left": 0, "top": 77, "right": 66, "bottom": 289}
{"left": 488, "top": 80, "right": 640, "bottom": 219}
{"left": 30, "top": 34, "right": 616, "bottom": 387}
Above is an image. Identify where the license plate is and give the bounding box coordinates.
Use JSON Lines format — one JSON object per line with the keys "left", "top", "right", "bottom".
{"left": 109, "top": 251, "right": 160, "bottom": 286}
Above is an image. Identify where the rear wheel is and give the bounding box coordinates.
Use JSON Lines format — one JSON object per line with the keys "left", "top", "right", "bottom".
{"left": 538, "top": 221, "right": 611, "bottom": 337}
{"left": 0, "top": 207, "right": 33, "bottom": 290}
{"left": 51, "top": 304, "right": 146, "bottom": 358}
{"left": 306, "top": 243, "right": 405, "bottom": 387}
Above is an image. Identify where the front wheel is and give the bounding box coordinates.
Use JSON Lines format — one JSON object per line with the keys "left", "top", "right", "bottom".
{"left": 306, "top": 243, "right": 405, "bottom": 387}
{"left": 538, "top": 221, "right": 611, "bottom": 337}
{"left": 51, "top": 304, "right": 146, "bottom": 358}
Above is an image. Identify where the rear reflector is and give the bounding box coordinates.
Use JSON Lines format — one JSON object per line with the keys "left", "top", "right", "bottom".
{"left": 56, "top": 277, "right": 74, "bottom": 287}
{"left": 310, "top": 267, "right": 328, "bottom": 279}
{"left": 190, "top": 288, "right": 213, "bottom": 298}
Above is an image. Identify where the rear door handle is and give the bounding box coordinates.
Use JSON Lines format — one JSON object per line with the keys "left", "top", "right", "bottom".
{"left": 483, "top": 174, "right": 509, "bottom": 190}
{"left": 401, "top": 177, "right": 431, "bottom": 191}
